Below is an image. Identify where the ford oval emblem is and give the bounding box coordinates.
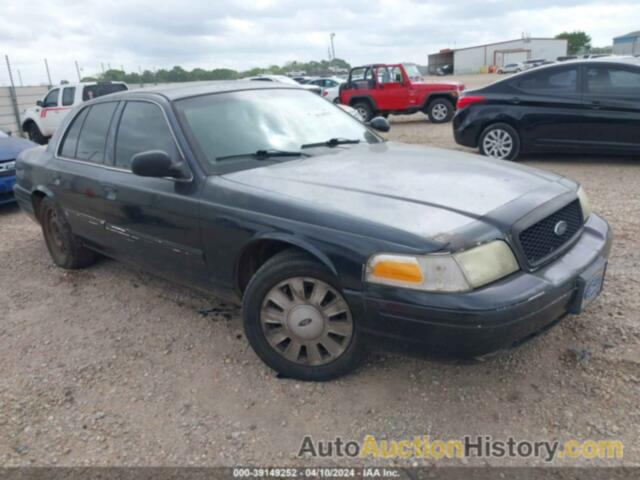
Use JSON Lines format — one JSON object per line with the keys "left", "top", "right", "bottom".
{"left": 554, "top": 220, "right": 568, "bottom": 236}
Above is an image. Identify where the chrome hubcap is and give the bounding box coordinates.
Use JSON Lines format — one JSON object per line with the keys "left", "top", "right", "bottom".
{"left": 356, "top": 107, "right": 369, "bottom": 120}
{"left": 432, "top": 103, "right": 448, "bottom": 120}
{"left": 482, "top": 129, "right": 513, "bottom": 159}
{"left": 260, "top": 277, "right": 353, "bottom": 366}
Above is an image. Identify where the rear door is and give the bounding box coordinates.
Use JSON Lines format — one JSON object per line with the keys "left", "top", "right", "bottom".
{"left": 509, "top": 65, "right": 584, "bottom": 149}
{"left": 96, "top": 100, "right": 209, "bottom": 288}
{"left": 580, "top": 63, "right": 640, "bottom": 151}
{"left": 53, "top": 101, "right": 120, "bottom": 248}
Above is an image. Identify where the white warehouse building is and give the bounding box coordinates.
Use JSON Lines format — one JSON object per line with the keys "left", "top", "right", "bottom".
{"left": 428, "top": 38, "right": 568, "bottom": 75}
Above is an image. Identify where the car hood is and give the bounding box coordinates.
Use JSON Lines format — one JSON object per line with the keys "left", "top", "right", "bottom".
{"left": 222, "top": 142, "right": 573, "bottom": 244}
{"left": 0, "top": 137, "right": 38, "bottom": 161}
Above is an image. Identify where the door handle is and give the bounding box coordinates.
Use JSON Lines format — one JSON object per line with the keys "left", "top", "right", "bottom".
{"left": 588, "top": 101, "right": 601, "bottom": 109}
{"left": 510, "top": 97, "right": 521, "bottom": 104}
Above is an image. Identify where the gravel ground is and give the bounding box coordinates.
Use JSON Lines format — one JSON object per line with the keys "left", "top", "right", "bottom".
{"left": 1, "top": 74, "right": 638, "bottom": 467}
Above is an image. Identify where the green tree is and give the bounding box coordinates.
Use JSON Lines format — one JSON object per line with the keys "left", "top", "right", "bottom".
{"left": 556, "top": 31, "right": 592, "bottom": 55}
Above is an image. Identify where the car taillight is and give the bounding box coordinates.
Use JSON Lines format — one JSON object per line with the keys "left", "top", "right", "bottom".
{"left": 322, "top": 91, "right": 329, "bottom": 97}
{"left": 457, "top": 95, "right": 485, "bottom": 109}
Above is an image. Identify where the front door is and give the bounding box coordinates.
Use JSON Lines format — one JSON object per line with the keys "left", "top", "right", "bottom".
{"left": 373, "top": 65, "right": 408, "bottom": 110}
{"left": 96, "top": 100, "right": 209, "bottom": 289}
{"left": 580, "top": 64, "right": 640, "bottom": 152}
{"left": 40, "top": 88, "right": 62, "bottom": 136}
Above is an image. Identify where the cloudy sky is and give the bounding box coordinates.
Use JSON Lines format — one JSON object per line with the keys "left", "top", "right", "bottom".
{"left": 1, "top": 0, "right": 638, "bottom": 85}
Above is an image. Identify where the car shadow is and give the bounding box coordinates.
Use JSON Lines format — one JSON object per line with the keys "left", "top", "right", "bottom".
{"left": 518, "top": 152, "right": 640, "bottom": 166}
{"left": 0, "top": 202, "right": 19, "bottom": 215}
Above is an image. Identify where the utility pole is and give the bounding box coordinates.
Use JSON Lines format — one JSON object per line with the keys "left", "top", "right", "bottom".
{"left": 330, "top": 33, "right": 336, "bottom": 60}
{"left": 74, "top": 60, "right": 82, "bottom": 81}
{"left": 5, "top": 55, "right": 23, "bottom": 136}
{"left": 101, "top": 62, "right": 105, "bottom": 74}
{"left": 44, "top": 58, "right": 52, "bottom": 87}
{"left": 17, "top": 69, "right": 23, "bottom": 86}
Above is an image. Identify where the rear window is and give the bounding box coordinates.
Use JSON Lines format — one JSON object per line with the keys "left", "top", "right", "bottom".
{"left": 82, "top": 83, "right": 127, "bottom": 101}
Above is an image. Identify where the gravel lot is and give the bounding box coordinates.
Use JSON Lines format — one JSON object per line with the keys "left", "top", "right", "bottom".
{"left": 1, "top": 74, "right": 638, "bottom": 467}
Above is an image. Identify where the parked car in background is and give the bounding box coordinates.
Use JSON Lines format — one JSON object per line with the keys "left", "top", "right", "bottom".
{"left": 497, "top": 63, "right": 524, "bottom": 74}
{"left": 453, "top": 58, "right": 640, "bottom": 160}
{"left": 245, "top": 75, "right": 321, "bottom": 94}
{"left": 0, "top": 129, "right": 37, "bottom": 205}
{"left": 339, "top": 63, "right": 464, "bottom": 123}
{"left": 307, "top": 77, "right": 345, "bottom": 102}
{"left": 21, "top": 81, "right": 128, "bottom": 145}
{"left": 522, "top": 59, "right": 547, "bottom": 70}
{"left": 14, "top": 82, "right": 610, "bottom": 380}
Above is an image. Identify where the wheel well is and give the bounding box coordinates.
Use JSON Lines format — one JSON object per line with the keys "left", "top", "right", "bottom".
{"left": 424, "top": 94, "right": 454, "bottom": 110}
{"left": 476, "top": 120, "right": 520, "bottom": 146}
{"left": 348, "top": 97, "right": 375, "bottom": 111}
{"left": 31, "top": 191, "right": 47, "bottom": 222}
{"left": 236, "top": 240, "right": 310, "bottom": 294}
{"left": 22, "top": 119, "right": 35, "bottom": 131}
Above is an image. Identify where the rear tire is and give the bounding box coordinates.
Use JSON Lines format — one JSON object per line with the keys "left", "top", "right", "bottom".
{"left": 479, "top": 123, "right": 521, "bottom": 161}
{"left": 39, "top": 197, "right": 97, "bottom": 269}
{"left": 351, "top": 102, "right": 373, "bottom": 122}
{"left": 25, "top": 123, "right": 47, "bottom": 145}
{"left": 243, "top": 250, "right": 363, "bottom": 381}
{"left": 426, "top": 98, "right": 454, "bottom": 123}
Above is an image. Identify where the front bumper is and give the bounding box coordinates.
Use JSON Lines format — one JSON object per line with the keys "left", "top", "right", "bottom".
{"left": 346, "top": 214, "right": 612, "bottom": 357}
{"left": 0, "top": 173, "right": 16, "bottom": 205}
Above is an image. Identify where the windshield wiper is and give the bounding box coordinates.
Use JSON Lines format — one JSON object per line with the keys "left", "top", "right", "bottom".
{"left": 301, "top": 138, "right": 361, "bottom": 149}
{"left": 216, "top": 149, "right": 308, "bottom": 162}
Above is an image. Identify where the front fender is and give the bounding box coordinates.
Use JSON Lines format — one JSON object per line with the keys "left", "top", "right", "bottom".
{"left": 241, "top": 232, "right": 339, "bottom": 276}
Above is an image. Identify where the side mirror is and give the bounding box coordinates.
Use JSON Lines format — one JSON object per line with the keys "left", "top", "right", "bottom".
{"left": 367, "top": 116, "right": 390, "bottom": 133}
{"left": 36, "top": 100, "right": 43, "bottom": 107}
{"left": 131, "top": 150, "right": 188, "bottom": 179}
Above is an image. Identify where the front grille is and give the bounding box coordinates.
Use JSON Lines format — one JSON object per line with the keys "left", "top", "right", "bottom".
{"left": 519, "top": 200, "right": 583, "bottom": 264}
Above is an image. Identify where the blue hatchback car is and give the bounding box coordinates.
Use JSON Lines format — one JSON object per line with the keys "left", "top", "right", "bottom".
{"left": 0, "top": 130, "right": 37, "bottom": 204}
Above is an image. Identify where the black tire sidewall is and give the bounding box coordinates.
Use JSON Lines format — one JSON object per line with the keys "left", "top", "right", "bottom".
{"left": 427, "top": 98, "right": 454, "bottom": 123}
{"left": 479, "top": 123, "right": 521, "bottom": 161}
{"left": 40, "top": 197, "right": 95, "bottom": 269}
{"left": 243, "top": 253, "right": 362, "bottom": 381}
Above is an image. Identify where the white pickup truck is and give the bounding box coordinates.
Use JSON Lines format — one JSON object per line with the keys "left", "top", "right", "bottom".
{"left": 21, "top": 81, "right": 128, "bottom": 144}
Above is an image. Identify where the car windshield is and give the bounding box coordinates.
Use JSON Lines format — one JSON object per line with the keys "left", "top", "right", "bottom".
{"left": 403, "top": 63, "right": 423, "bottom": 82}
{"left": 174, "top": 88, "right": 382, "bottom": 172}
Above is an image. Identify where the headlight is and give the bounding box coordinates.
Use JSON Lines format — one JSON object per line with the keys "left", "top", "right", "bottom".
{"left": 576, "top": 186, "right": 591, "bottom": 221}
{"left": 365, "top": 240, "right": 519, "bottom": 292}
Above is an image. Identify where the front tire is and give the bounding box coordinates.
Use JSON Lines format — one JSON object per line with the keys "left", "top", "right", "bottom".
{"left": 25, "top": 123, "right": 47, "bottom": 145}
{"left": 243, "top": 251, "right": 363, "bottom": 381}
{"left": 479, "top": 123, "right": 521, "bottom": 161}
{"left": 39, "top": 197, "right": 97, "bottom": 269}
{"left": 426, "top": 98, "right": 454, "bottom": 123}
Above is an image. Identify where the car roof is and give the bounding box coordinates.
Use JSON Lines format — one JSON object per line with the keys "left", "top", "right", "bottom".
{"left": 94, "top": 80, "right": 301, "bottom": 102}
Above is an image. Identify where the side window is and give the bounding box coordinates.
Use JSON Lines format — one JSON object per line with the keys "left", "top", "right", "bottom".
{"left": 515, "top": 68, "right": 578, "bottom": 93}
{"left": 75, "top": 102, "right": 118, "bottom": 163}
{"left": 59, "top": 108, "right": 90, "bottom": 158}
{"left": 43, "top": 89, "right": 59, "bottom": 107}
{"left": 62, "top": 87, "right": 76, "bottom": 106}
{"left": 114, "top": 102, "right": 177, "bottom": 170}
{"left": 586, "top": 66, "right": 640, "bottom": 96}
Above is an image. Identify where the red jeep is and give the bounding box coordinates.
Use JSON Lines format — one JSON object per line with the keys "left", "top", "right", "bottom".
{"left": 338, "top": 63, "right": 464, "bottom": 123}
